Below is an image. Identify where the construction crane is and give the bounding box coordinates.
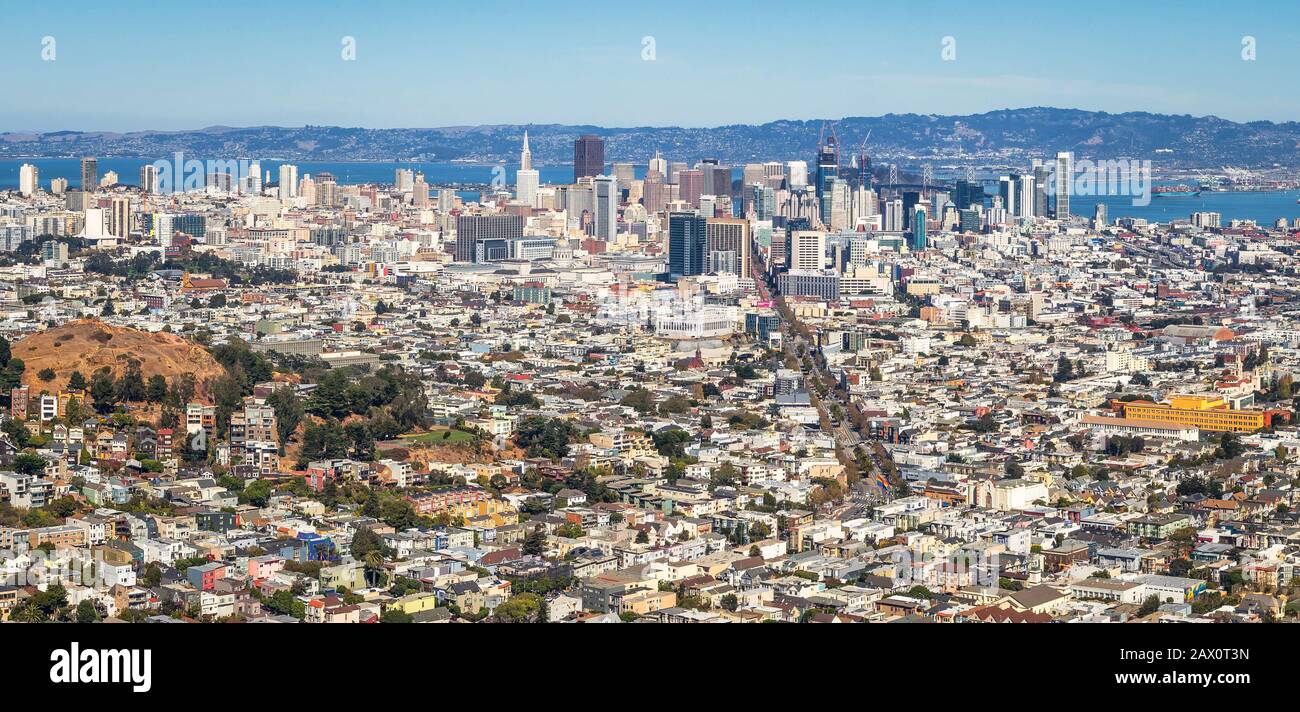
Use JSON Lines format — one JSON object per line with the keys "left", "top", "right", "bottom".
{"left": 856, "top": 130, "right": 873, "bottom": 189}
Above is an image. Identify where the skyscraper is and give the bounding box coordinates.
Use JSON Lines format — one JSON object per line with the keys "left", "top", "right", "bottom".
{"left": 18, "top": 164, "right": 39, "bottom": 197}
{"left": 668, "top": 212, "right": 707, "bottom": 279}
{"left": 516, "top": 133, "right": 539, "bottom": 207}
{"left": 705, "top": 218, "right": 750, "bottom": 277}
{"left": 279, "top": 164, "right": 299, "bottom": 203}
{"left": 1054, "top": 151, "right": 1073, "bottom": 219}
{"left": 574, "top": 135, "right": 604, "bottom": 183}
{"left": 593, "top": 175, "right": 618, "bottom": 241}
{"left": 110, "top": 197, "right": 131, "bottom": 238}
{"left": 80, "top": 157, "right": 98, "bottom": 192}
{"left": 911, "top": 206, "right": 928, "bottom": 251}
{"left": 140, "top": 164, "right": 158, "bottom": 194}
{"left": 678, "top": 170, "right": 703, "bottom": 208}
{"left": 787, "top": 231, "right": 826, "bottom": 272}
{"left": 1018, "top": 174, "right": 1036, "bottom": 218}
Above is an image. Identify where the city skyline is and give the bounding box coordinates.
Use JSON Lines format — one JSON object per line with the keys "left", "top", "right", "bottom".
{"left": 2, "top": 0, "right": 1298, "bottom": 132}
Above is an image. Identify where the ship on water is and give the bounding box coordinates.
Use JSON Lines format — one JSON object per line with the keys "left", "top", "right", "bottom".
{"left": 1152, "top": 184, "right": 1201, "bottom": 197}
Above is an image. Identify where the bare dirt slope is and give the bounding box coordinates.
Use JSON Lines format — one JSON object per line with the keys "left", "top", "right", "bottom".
{"left": 13, "top": 320, "right": 226, "bottom": 399}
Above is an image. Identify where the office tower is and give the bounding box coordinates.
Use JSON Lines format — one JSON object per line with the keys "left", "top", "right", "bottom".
{"left": 438, "top": 188, "right": 456, "bottom": 212}
{"left": 748, "top": 184, "right": 775, "bottom": 220}
{"left": 279, "top": 164, "right": 299, "bottom": 202}
{"left": 787, "top": 160, "right": 809, "bottom": 188}
{"left": 520, "top": 131, "right": 532, "bottom": 171}
{"left": 1018, "top": 174, "right": 1036, "bottom": 217}
{"left": 705, "top": 218, "right": 750, "bottom": 277}
{"left": 911, "top": 206, "right": 928, "bottom": 251}
{"left": 901, "top": 191, "right": 921, "bottom": 230}
{"left": 574, "top": 135, "right": 605, "bottom": 182}
{"left": 816, "top": 138, "right": 838, "bottom": 201}
{"left": 18, "top": 164, "right": 39, "bottom": 197}
{"left": 1054, "top": 151, "right": 1073, "bottom": 219}
{"left": 612, "top": 163, "right": 635, "bottom": 183}
{"left": 952, "top": 179, "right": 982, "bottom": 210}
{"left": 593, "top": 175, "right": 618, "bottom": 241}
{"left": 708, "top": 164, "right": 733, "bottom": 198}
{"left": 643, "top": 172, "right": 669, "bottom": 214}
{"left": 678, "top": 169, "right": 703, "bottom": 207}
{"left": 1093, "top": 203, "right": 1108, "bottom": 227}
{"left": 998, "top": 176, "right": 1017, "bottom": 217}
{"left": 394, "top": 168, "right": 414, "bottom": 192}
{"left": 316, "top": 172, "right": 338, "bottom": 207}
{"left": 298, "top": 175, "right": 316, "bottom": 204}
{"left": 787, "top": 230, "right": 826, "bottom": 271}
{"left": 110, "top": 197, "right": 131, "bottom": 238}
{"left": 140, "top": 164, "right": 158, "bottom": 194}
{"left": 454, "top": 214, "right": 524, "bottom": 263}
{"left": 958, "top": 208, "right": 981, "bottom": 233}
{"left": 1033, "top": 163, "right": 1051, "bottom": 216}
{"left": 884, "top": 198, "right": 904, "bottom": 232}
{"left": 65, "top": 190, "right": 88, "bottom": 212}
{"left": 667, "top": 161, "right": 687, "bottom": 184}
{"left": 80, "top": 157, "right": 98, "bottom": 192}
{"left": 668, "top": 212, "right": 707, "bottom": 279}
{"left": 413, "top": 173, "right": 430, "bottom": 208}
{"left": 243, "top": 160, "right": 262, "bottom": 194}
{"left": 648, "top": 150, "right": 667, "bottom": 178}
{"left": 516, "top": 169, "right": 539, "bottom": 208}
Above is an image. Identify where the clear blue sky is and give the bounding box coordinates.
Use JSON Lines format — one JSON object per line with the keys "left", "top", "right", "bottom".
{"left": 2, "top": 0, "right": 1297, "bottom": 132}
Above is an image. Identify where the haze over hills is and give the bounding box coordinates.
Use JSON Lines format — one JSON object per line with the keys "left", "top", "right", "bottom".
{"left": 4, "top": 108, "right": 1300, "bottom": 169}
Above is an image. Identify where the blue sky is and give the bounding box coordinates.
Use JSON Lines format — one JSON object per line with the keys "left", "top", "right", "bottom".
{"left": 2, "top": 0, "right": 1296, "bottom": 131}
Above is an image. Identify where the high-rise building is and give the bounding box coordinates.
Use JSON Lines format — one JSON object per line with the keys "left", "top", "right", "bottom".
{"left": 80, "top": 157, "right": 98, "bottom": 192}
{"left": 18, "top": 163, "right": 39, "bottom": 197}
{"left": 316, "top": 172, "right": 338, "bottom": 207}
{"left": 648, "top": 150, "right": 667, "bottom": 178}
{"left": 394, "top": 168, "right": 414, "bottom": 192}
{"left": 110, "top": 197, "right": 131, "bottom": 238}
{"left": 643, "top": 172, "right": 669, "bottom": 214}
{"left": 787, "top": 230, "right": 826, "bottom": 272}
{"left": 678, "top": 170, "right": 703, "bottom": 208}
{"left": 1093, "top": 203, "right": 1108, "bottom": 228}
{"left": 998, "top": 176, "right": 1017, "bottom": 217}
{"left": 668, "top": 212, "right": 707, "bottom": 279}
{"left": 520, "top": 131, "right": 532, "bottom": 171}
{"left": 516, "top": 133, "right": 538, "bottom": 207}
{"left": 1018, "top": 174, "right": 1036, "bottom": 218}
{"left": 884, "top": 199, "right": 904, "bottom": 232}
{"left": 1054, "top": 152, "right": 1073, "bottom": 219}
{"left": 413, "top": 173, "right": 429, "bottom": 208}
{"left": 574, "top": 135, "right": 605, "bottom": 182}
{"left": 787, "top": 160, "right": 809, "bottom": 188}
{"left": 911, "top": 206, "right": 928, "bottom": 251}
{"left": 454, "top": 214, "right": 523, "bottom": 263}
{"left": 140, "top": 164, "right": 158, "bottom": 194}
{"left": 593, "top": 175, "right": 618, "bottom": 240}
{"left": 816, "top": 138, "right": 838, "bottom": 201}
{"left": 705, "top": 218, "right": 750, "bottom": 277}
{"left": 279, "top": 164, "right": 299, "bottom": 203}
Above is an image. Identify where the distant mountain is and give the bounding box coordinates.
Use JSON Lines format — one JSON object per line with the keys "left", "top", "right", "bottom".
{"left": 4, "top": 108, "right": 1300, "bottom": 169}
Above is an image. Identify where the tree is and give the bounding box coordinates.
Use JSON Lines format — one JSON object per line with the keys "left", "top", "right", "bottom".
{"left": 75, "top": 600, "right": 101, "bottom": 623}
{"left": 89, "top": 370, "right": 118, "bottom": 414}
{"left": 146, "top": 374, "right": 168, "bottom": 403}
{"left": 380, "top": 609, "right": 413, "bottom": 623}
{"left": 67, "top": 370, "right": 87, "bottom": 391}
{"left": 494, "top": 593, "right": 542, "bottom": 623}
{"left": 634, "top": 529, "right": 650, "bottom": 544}
{"left": 1137, "top": 595, "right": 1161, "bottom": 616}
{"left": 267, "top": 387, "right": 304, "bottom": 446}
{"left": 13, "top": 453, "right": 47, "bottom": 476}
{"left": 720, "top": 594, "right": 738, "bottom": 611}
{"left": 37, "top": 367, "right": 55, "bottom": 382}
{"left": 241, "top": 479, "right": 274, "bottom": 507}
{"left": 523, "top": 526, "right": 547, "bottom": 557}
{"left": 117, "top": 362, "right": 146, "bottom": 402}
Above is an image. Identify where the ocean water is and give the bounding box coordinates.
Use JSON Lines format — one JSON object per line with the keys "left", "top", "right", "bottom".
{"left": 3, "top": 158, "right": 1298, "bottom": 226}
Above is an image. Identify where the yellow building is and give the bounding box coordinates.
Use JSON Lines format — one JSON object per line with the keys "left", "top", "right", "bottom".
{"left": 1122, "top": 395, "right": 1265, "bottom": 433}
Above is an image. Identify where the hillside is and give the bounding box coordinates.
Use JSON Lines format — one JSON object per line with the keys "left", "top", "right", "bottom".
{"left": 13, "top": 320, "right": 226, "bottom": 400}
{"left": 4, "top": 108, "right": 1300, "bottom": 167}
